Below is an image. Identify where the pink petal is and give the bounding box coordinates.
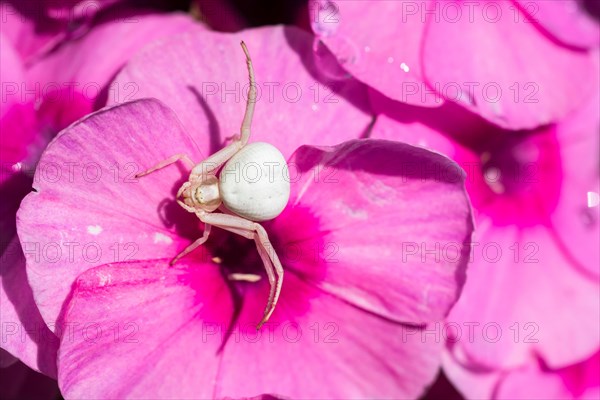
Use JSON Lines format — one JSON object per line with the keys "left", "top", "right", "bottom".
{"left": 42, "top": 0, "right": 119, "bottom": 20}
{"left": 271, "top": 139, "right": 473, "bottom": 324}
{"left": 513, "top": 0, "right": 600, "bottom": 49}
{"left": 215, "top": 272, "right": 444, "bottom": 399}
{"left": 497, "top": 351, "right": 600, "bottom": 400}
{"left": 441, "top": 351, "right": 501, "bottom": 400}
{"left": 423, "top": 0, "right": 598, "bottom": 129}
{"left": 57, "top": 259, "right": 232, "bottom": 399}
{"left": 310, "top": 0, "right": 443, "bottom": 107}
{"left": 60, "top": 259, "right": 444, "bottom": 399}
{"left": 26, "top": 9, "right": 198, "bottom": 116}
{"left": 498, "top": 369, "right": 574, "bottom": 399}
{"left": 112, "top": 25, "right": 371, "bottom": 159}
{"left": 17, "top": 98, "right": 205, "bottom": 329}
{"left": 0, "top": 238, "right": 58, "bottom": 377}
{"left": 444, "top": 351, "right": 600, "bottom": 400}
{"left": 550, "top": 94, "right": 600, "bottom": 279}
{"left": 0, "top": 2, "right": 69, "bottom": 64}
{"left": 368, "top": 93, "right": 487, "bottom": 156}
{"left": 447, "top": 222, "right": 600, "bottom": 369}
{"left": 59, "top": 260, "right": 442, "bottom": 398}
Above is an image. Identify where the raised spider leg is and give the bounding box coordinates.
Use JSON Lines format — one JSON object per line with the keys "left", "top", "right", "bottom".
{"left": 189, "top": 42, "right": 257, "bottom": 179}
{"left": 170, "top": 224, "right": 212, "bottom": 265}
{"left": 198, "top": 212, "right": 283, "bottom": 329}
{"left": 240, "top": 41, "right": 257, "bottom": 143}
{"left": 135, "top": 154, "right": 195, "bottom": 178}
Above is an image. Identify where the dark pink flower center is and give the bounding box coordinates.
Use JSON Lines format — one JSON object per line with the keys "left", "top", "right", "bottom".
{"left": 538, "top": 351, "right": 600, "bottom": 397}
{"left": 183, "top": 206, "right": 327, "bottom": 284}
{"left": 180, "top": 204, "right": 328, "bottom": 330}
{"left": 561, "top": 351, "right": 600, "bottom": 396}
{"left": 460, "top": 126, "right": 563, "bottom": 227}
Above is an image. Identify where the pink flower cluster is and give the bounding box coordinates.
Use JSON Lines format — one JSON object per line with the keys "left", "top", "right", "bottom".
{"left": 308, "top": 0, "right": 599, "bottom": 398}
{"left": 1, "top": 0, "right": 598, "bottom": 399}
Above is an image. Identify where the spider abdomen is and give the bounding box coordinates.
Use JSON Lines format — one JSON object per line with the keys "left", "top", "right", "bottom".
{"left": 219, "top": 142, "right": 290, "bottom": 221}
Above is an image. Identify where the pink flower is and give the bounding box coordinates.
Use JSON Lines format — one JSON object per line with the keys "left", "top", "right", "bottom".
{"left": 16, "top": 27, "right": 474, "bottom": 398}
{"left": 371, "top": 86, "right": 600, "bottom": 397}
{"left": 0, "top": 8, "right": 197, "bottom": 377}
{"left": 309, "top": 0, "right": 599, "bottom": 129}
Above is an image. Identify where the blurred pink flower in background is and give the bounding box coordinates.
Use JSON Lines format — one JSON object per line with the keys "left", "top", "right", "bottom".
{"left": 309, "top": 0, "right": 598, "bottom": 129}
{"left": 308, "top": 1, "right": 599, "bottom": 397}
{"left": 16, "top": 26, "right": 474, "bottom": 398}
{"left": 1, "top": 0, "right": 83, "bottom": 65}
{"left": 0, "top": 0, "right": 165, "bottom": 65}
{"left": 371, "top": 84, "right": 599, "bottom": 399}
{"left": 0, "top": 0, "right": 197, "bottom": 384}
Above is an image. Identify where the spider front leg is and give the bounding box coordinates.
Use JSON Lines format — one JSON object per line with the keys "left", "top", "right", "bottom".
{"left": 198, "top": 212, "right": 283, "bottom": 329}
{"left": 135, "top": 153, "right": 196, "bottom": 178}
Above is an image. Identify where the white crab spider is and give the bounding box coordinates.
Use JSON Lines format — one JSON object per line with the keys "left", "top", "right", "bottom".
{"left": 136, "top": 42, "right": 290, "bottom": 329}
